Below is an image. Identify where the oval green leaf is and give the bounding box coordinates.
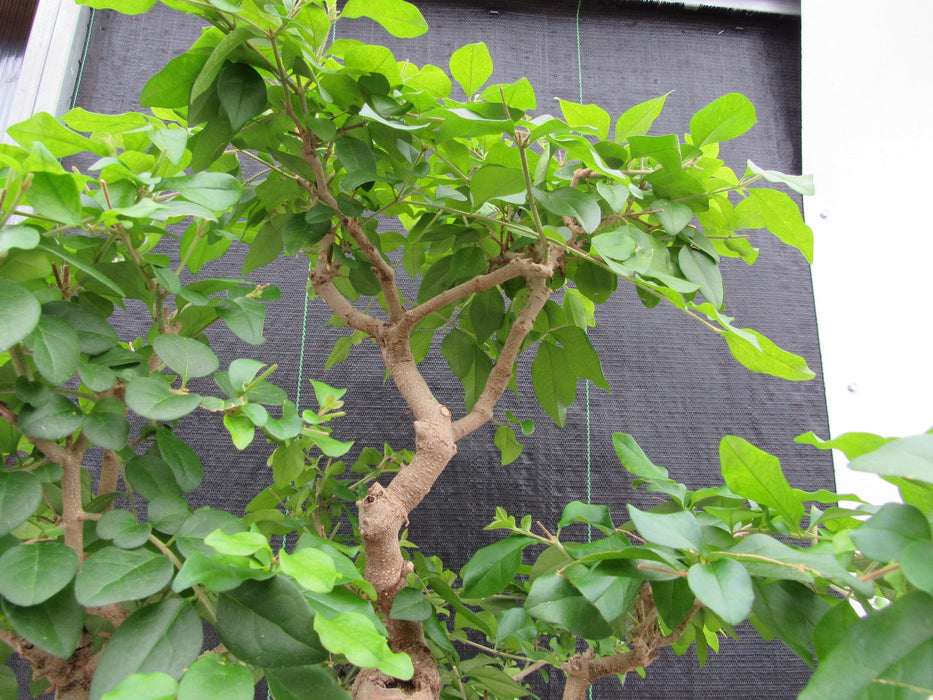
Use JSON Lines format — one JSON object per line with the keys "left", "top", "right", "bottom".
{"left": 1, "top": 585, "right": 84, "bottom": 658}
{"left": 176, "top": 654, "right": 254, "bottom": 700}
{"left": 0, "top": 541, "right": 78, "bottom": 606}
{"left": 89, "top": 599, "right": 202, "bottom": 700}
{"left": 687, "top": 559, "right": 753, "bottom": 626}
{"left": 0, "top": 470, "right": 43, "bottom": 536}
{"left": 125, "top": 377, "right": 202, "bottom": 421}
{"left": 314, "top": 611, "right": 414, "bottom": 679}
{"left": 75, "top": 546, "right": 174, "bottom": 606}
{"left": 0, "top": 279, "right": 41, "bottom": 353}
{"left": 216, "top": 578, "right": 326, "bottom": 668}
{"left": 690, "top": 93, "right": 757, "bottom": 147}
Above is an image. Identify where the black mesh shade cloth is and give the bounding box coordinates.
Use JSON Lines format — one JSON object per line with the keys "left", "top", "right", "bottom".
{"left": 12, "top": 2, "right": 828, "bottom": 698}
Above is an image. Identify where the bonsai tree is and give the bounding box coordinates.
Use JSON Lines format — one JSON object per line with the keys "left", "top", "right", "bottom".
{"left": 2, "top": 0, "right": 931, "bottom": 699}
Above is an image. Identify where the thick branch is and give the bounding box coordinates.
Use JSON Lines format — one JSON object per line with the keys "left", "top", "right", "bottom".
{"left": 309, "top": 232, "right": 385, "bottom": 338}
{"left": 343, "top": 217, "right": 406, "bottom": 321}
{"left": 0, "top": 404, "right": 88, "bottom": 555}
{"left": 302, "top": 140, "right": 406, "bottom": 321}
{"left": 452, "top": 275, "right": 553, "bottom": 440}
{"left": 400, "top": 255, "right": 554, "bottom": 334}
{"left": 561, "top": 586, "right": 703, "bottom": 700}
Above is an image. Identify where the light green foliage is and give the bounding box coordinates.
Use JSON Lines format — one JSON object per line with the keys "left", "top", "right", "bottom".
{"left": 460, "top": 432, "right": 933, "bottom": 697}
{"left": 0, "top": 0, "right": 905, "bottom": 697}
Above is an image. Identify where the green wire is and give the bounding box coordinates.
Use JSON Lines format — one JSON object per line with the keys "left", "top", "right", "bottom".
{"left": 70, "top": 9, "right": 96, "bottom": 110}
{"left": 575, "top": 2, "right": 596, "bottom": 697}
{"left": 295, "top": 271, "right": 311, "bottom": 408}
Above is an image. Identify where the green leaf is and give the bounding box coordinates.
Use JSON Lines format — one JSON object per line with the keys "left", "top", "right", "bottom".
{"left": 531, "top": 342, "right": 576, "bottom": 427}
{"left": 469, "top": 288, "right": 505, "bottom": 343}
{"left": 553, "top": 326, "right": 609, "bottom": 389}
{"left": 153, "top": 335, "right": 219, "bottom": 382}
{"left": 141, "top": 52, "right": 208, "bottom": 108}
{"left": 222, "top": 412, "right": 253, "bottom": 450}
{"left": 0, "top": 542, "right": 78, "bottom": 606}
{"left": 651, "top": 578, "right": 696, "bottom": 629}
{"left": 687, "top": 560, "right": 753, "bottom": 626}
{"left": 314, "top": 611, "right": 413, "bottom": 679}
{"left": 678, "top": 247, "right": 723, "bottom": 309}
{"left": 216, "top": 296, "right": 266, "bottom": 345}
{"left": 75, "top": 546, "right": 174, "bottom": 606}
{"left": 533, "top": 186, "right": 601, "bottom": 234}
{"left": 205, "top": 528, "right": 270, "bottom": 558}
{"left": 479, "top": 77, "right": 536, "bottom": 111}
{"left": 0, "top": 470, "right": 42, "bottom": 536}
{"left": 794, "top": 431, "right": 894, "bottom": 460}
{"left": 628, "top": 134, "right": 681, "bottom": 171}
{"left": 75, "top": 0, "right": 156, "bottom": 13}
{"left": 173, "top": 552, "right": 272, "bottom": 593}
{"left": 0, "top": 667, "right": 14, "bottom": 697}
{"left": 216, "top": 578, "right": 326, "bottom": 668}
{"left": 389, "top": 587, "right": 432, "bottom": 622}
{"left": 27, "top": 172, "right": 82, "bottom": 225}
{"left": 126, "top": 377, "right": 202, "bottom": 421}
{"left": 615, "top": 93, "right": 669, "bottom": 142}
{"left": 334, "top": 136, "right": 377, "bottom": 184}
{"left": 559, "top": 99, "right": 611, "bottom": 141}
{"left": 25, "top": 315, "right": 80, "bottom": 385}
{"left": 627, "top": 505, "right": 702, "bottom": 551}
{"left": 101, "top": 673, "right": 178, "bottom": 700}
{"left": 902, "top": 540, "right": 933, "bottom": 594}
{"left": 125, "top": 453, "right": 184, "bottom": 501}
{"left": 752, "top": 579, "right": 828, "bottom": 670}
{"left": 613, "top": 433, "right": 669, "bottom": 480}
{"left": 470, "top": 165, "right": 526, "bottom": 206}
{"left": 189, "top": 27, "right": 255, "bottom": 106}
{"left": 441, "top": 329, "right": 492, "bottom": 412}
{"left": 0, "top": 280, "right": 40, "bottom": 352}
{"left": 690, "top": 93, "right": 756, "bottom": 147}
{"left": 6, "top": 111, "right": 103, "bottom": 157}
{"left": 17, "top": 394, "right": 83, "bottom": 440}
{"left": 798, "top": 593, "right": 933, "bottom": 700}
{"left": 460, "top": 536, "right": 533, "bottom": 599}
{"left": 469, "top": 666, "right": 531, "bottom": 698}
{"left": 719, "top": 436, "right": 804, "bottom": 526}
{"left": 159, "top": 173, "right": 242, "bottom": 211}
{"left": 0, "top": 225, "right": 40, "bottom": 254}
{"left": 725, "top": 328, "right": 815, "bottom": 381}
{"left": 89, "top": 599, "right": 202, "bottom": 700}
{"left": 848, "top": 433, "right": 933, "bottom": 481}
{"left": 851, "top": 503, "right": 931, "bottom": 561}
{"left": 216, "top": 62, "right": 267, "bottom": 131}
{"left": 279, "top": 548, "right": 338, "bottom": 594}
{"left": 494, "top": 424, "right": 523, "bottom": 466}
{"left": 717, "top": 534, "right": 872, "bottom": 596}
{"left": 558, "top": 501, "right": 614, "bottom": 535}
{"left": 748, "top": 188, "right": 813, "bottom": 263}
{"left": 155, "top": 429, "right": 203, "bottom": 493}
{"left": 418, "top": 247, "right": 487, "bottom": 304}
{"left": 652, "top": 199, "right": 693, "bottom": 235}
{"left": 449, "top": 42, "right": 493, "bottom": 96}
{"left": 43, "top": 301, "right": 118, "bottom": 355}
{"left": 746, "top": 160, "right": 815, "bottom": 196}
{"left": 1, "top": 585, "right": 84, "bottom": 659}
{"left": 265, "top": 666, "right": 350, "bottom": 700}
{"left": 177, "top": 656, "right": 253, "bottom": 700}
{"left": 36, "top": 241, "right": 127, "bottom": 297}
{"left": 96, "top": 510, "right": 152, "bottom": 550}
{"left": 525, "top": 573, "right": 613, "bottom": 640}
{"left": 341, "top": 0, "right": 428, "bottom": 38}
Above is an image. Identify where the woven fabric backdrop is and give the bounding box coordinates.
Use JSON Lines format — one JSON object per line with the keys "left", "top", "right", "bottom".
{"left": 15, "top": 2, "right": 829, "bottom": 698}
